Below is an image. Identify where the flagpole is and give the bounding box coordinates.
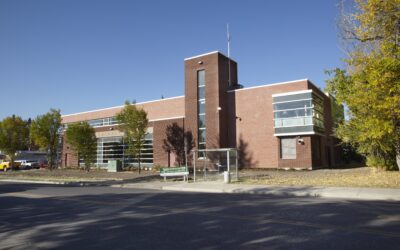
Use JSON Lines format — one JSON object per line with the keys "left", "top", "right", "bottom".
{"left": 227, "top": 23, "right": 231, "bottom": 88}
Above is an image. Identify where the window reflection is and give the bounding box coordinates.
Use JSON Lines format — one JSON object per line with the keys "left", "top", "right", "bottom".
{"left": 273, "top": 93, "right": 325, "bottom": 132}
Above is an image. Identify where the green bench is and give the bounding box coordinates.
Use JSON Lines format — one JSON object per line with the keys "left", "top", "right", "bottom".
{"left": 160, "top": 167, "right": 189, "bottom": 182}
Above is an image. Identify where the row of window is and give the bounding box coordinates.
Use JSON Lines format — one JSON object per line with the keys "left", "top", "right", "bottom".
{"left": 273, "top": 92, "right": 325, "bottom": 133}
{"left": 88, "top": 117, "right": 118, "bottom": 127}
{"left": 67, "top": 91, "right": 325, "bottom": 138}
{"left": 273, "top": 99, "right": 312, "bottom": 111}
{"left": 64, "top": 117, "right": 118, "bottom": 129}
{"left": 79, "top": 135, "right": 154, "bottom": 168}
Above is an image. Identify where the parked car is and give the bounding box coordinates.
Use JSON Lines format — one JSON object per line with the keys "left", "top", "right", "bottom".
{"left": 0, "top": 160, "right": 21, "bottom": 172}
{"left": 15, "top": 160, "right": 39, "bottom": 170}
{"left": 37, "top": 159, "right": 48, "bottom": 168}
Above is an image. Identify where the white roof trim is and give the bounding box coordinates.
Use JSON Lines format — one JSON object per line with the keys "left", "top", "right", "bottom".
{"left": 227, "top": 79, "right": 309, "bottom": 93}
{"left": 184, "top": 51, "right": 232, "bottom": 61}
{"left": 149, "top": 116, "right": 184, "bottom": 122}
{"left": 62, "top": 105, "right": 124, "bottom": 118}
{"left": 274, "top": 131, "right": 326, "bottom": 137}
{"left": 272, "top": 89, "right": 312, "bottom": 97}
{"left": 62, "top": 95, "right": 184, "bottom": 118}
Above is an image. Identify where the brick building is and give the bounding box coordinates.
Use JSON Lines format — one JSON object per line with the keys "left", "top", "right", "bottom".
{"left": 61, "top": 51, "right": 343, "bottom": 169}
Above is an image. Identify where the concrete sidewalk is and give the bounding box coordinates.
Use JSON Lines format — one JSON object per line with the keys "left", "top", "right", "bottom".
{"left": 113, "top": 181, "right": 400, "bottom": 201}
{"left": 2, "top": 178, "right": 399, "bottom": 201}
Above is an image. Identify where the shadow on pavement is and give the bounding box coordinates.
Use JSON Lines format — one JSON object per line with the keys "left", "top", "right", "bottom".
{"left": 0, "top": 183, "right": 399, "bottom": 250}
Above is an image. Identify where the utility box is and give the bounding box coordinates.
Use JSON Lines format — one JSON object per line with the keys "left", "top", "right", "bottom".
{"left": 223, "top": 171, "right": 230, "bottom": 183}
{"left": 108, "top": 160, "right": 122, "bottom": 172}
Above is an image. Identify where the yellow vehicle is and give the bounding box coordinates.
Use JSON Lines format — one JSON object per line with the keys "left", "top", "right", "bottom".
{"left": 0, "top": 160, "right": 21, "bottom": 172}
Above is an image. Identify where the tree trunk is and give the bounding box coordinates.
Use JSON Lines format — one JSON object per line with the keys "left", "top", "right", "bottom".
{"left": 47, "top": 150, "right": 53, "bottom": 170}
{"left": 138, "top": 153, "right": 141, "bottom": 174}
{"left": 396, "top": 141, "right": 400, "bottom": 171}
{"left": 395, "top": 126, "right": 400, "bottom": 171}
{"left": 396, "top": 151, "right": 400, "bottom": 171}
{"left": 86, "top": 160, "right": 90, "bottom": 172}
{"left": 49, "top": 154, "right": 53, "bottom": 170}
{"left": 10, "top": 156, "right": 15, "bottom": 171}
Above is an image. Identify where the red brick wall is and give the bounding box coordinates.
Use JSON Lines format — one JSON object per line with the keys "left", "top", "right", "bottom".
{"left": 62, "top": 118, "right": 185, "bottom": 168}
{"left": 230, "top": 79, "right": 339, "bottom": 169}
{"left": 61, "top": 53, "right": 341, "bottom": 170}
{"left": 153, "top": 118, "right": 184, "bottom": 167}
{"left": 62, "top": 96, "right": 184, "bottom": 124}
{"left": 61, "top": 135, "right": 79, "bottom": 167}
{"left": 278, "top": 136, "right": 312, "bottom": 169}
{"left": 230, "top": 80, "right": 310, "bottom": 168}
{"left": 184, "top": 52, "right": 238, "bottom": 150}
{"left": 61, "top": 97, "right": 185, "bottom": 168}
{"left": 218, "top": 56, "right": 238, "bottom": 148}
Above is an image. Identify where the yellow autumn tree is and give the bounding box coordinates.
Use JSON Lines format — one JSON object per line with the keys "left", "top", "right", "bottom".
{"left": 326, "top": 0, "right": 400, "bottom": 169}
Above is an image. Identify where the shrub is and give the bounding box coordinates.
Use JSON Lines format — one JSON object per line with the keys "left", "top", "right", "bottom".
{"left": 152, "top": 164, "right": 162, "bottom": 172}
{"left": 366, "top": 154, "right": 398, "bottom": 171}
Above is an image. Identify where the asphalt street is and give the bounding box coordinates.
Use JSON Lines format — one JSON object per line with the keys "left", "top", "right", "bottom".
{"left": 0, "top": 182, "right": 399, "bottom": 250}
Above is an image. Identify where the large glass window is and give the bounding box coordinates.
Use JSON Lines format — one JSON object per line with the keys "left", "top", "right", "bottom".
{"left": 198, "top": 114, "right": 206, "bottom": 128}
{"left": 273, "top": 91, "right": 325, "bottom": 135}
{"left": 86, "top": 117, "right": 119, "bottom": 128}
{"left": 312, "top": 95, "right": 325, "bottom": 132}
{"left": 84, "top": 134, "right": 154, "bottom": 168}
{"left": 198, "top": 86, "right": 205, "bottom": 100}
{"left": 198, "top": 129, "right": 206, "bottom": 143}
{"left": 274, "top": 109, "right": 312, "bottom": 119}
{"left": 273, "top": 100, "right": 312, "bottom": 111}
{"left": 198, "top": 100, "right": 206, "bottom": 114}
{"left": 198, "top": 70, "right": 205, "bottom": 87}
{"left": 197, "top": 70, "right": 206, "bottom": 155}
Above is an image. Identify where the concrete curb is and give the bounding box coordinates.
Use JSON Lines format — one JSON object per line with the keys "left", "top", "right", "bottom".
{"left": 3, "top": 178, "right": 399, "bottom": 201}
{"left": 130, "top": 183, "right": 400, "bottom": 201}
{"left": 162, "top": 186, "right": 223, "bottom": 193}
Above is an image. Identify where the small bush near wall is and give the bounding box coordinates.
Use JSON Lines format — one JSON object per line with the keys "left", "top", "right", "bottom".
{"left": 152, "top": 165, "right": 161, "bottom": 172}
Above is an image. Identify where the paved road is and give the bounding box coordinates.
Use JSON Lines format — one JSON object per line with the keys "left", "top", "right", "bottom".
{"left": 0, "top": 183, "right": 399, "bottom": 250}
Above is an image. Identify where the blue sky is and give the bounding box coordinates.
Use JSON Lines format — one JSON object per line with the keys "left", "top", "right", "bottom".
{"left": 0, "top": 0, "right": 345, "bottom": 120}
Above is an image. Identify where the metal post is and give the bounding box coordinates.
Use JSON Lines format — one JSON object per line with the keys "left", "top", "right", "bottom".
{"left": 235, "top": 149, "right": 238, "bottom": 181}
{"left": 193, "top": 151, "right": 196, "bottom": 183}
{"left": 227, "top": 23, "right": 231, "bottom": 87}
{"left": 227, "top": 150, "right": 230, "bottom": 173}
{"left": 122, "top": 139, "right": 125, "bottom": 169}
{"left": 184, "top": 137, "right": 188, "bottom": 171}
{"left": 203, "top": 151, "right": 207, "bottom": 180}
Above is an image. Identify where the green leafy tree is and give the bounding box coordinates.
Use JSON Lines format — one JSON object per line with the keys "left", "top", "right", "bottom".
{"left": 65, "top": 122, "right": 97, "bottom": 171}
{"left": 116, "top": 101, "right": 148, "bottom": 174}
{"left": 0, "top": 115, "right": 29, "bottom": 170}
{"left": 26, "top": 118, "right": 39, "bottom": 151}
{"left": 30, "top": 109, "right": 62, "bottom": 170}
{"left": 163, "top": 122, "right": 195, "bottom": 166}
{"left": 326, "top": 0, "right": 400, "bottom": 169}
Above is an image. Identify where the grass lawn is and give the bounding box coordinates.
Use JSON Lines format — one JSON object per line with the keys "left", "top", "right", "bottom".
{"left": 239, "top": 167, "right": 400, "bottom": 188}
{"left": 0, "top": 168, "right": 159, "bottom": 183}
{"left": 1, "top": 166, "right": 399, "bottom": 189}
